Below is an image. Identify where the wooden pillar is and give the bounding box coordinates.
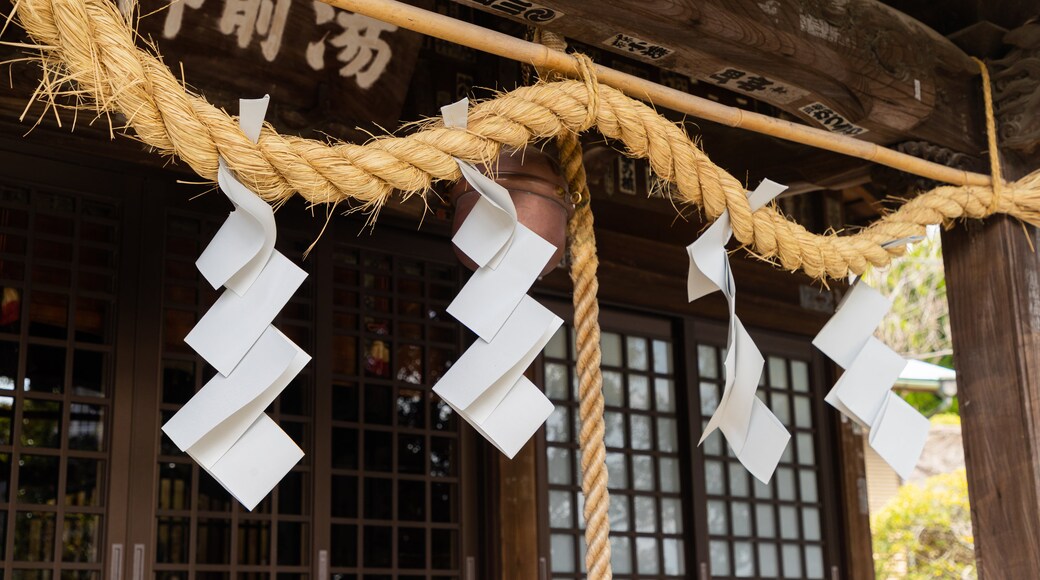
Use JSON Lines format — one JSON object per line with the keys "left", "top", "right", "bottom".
{"left": 942, "top": 158, "right": 1040, "bottom": 577}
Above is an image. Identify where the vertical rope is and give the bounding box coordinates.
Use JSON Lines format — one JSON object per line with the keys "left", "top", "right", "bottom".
{"left": 535, "top": 30, "right": 613, "bottom": 579}
{"left": 972, "top": 57, "right": 1004, "bottom": 214}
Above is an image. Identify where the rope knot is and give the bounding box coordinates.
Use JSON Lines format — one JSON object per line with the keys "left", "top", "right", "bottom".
{"left": 572, "top": 53, "right": 600, "bottom": 132}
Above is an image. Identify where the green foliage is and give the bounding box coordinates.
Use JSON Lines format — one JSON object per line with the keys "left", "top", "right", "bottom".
{"left": 864, "top": 231, "right": 952, "bottom": 368}
{"left": 865, "top": 230, "right": 957, "bottom": 416}
{"left": 872, "top": 469, "right": 975, "bottom": 580}
{"left": 929, "top": 413, "right": 961, "bottom": 426}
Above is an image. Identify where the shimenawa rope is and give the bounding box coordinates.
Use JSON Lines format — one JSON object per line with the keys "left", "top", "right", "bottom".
{"left": 9, "top": 0, "right": 1040, "bottom": 283}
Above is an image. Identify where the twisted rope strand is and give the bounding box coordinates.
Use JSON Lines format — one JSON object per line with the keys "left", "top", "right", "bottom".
{"left": 534, "top": 29, "right": 612, "bottom": 578}
{"left": 11, "top": 0, "right": 1040, "bottom": 280}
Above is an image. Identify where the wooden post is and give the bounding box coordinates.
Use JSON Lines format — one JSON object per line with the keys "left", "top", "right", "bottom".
{"left": 942, "top": 25, "right": 1040, "bottom": 576}
{"left": 942, "top": 163, "right": 1040, "bottom": 577}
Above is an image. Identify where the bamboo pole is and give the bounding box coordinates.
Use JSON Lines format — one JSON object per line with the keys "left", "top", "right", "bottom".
{"left": 319, "top": 0, "right": 992, "bottom": 188}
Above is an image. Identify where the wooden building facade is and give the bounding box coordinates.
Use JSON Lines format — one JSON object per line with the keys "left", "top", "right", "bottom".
{"left": 0, "top": 0, "right": 1037, "bottom": 579}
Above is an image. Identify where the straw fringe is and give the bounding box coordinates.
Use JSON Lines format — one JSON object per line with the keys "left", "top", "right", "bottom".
{"left": 9, "top": 0, "right": 1040, "bottom": 279}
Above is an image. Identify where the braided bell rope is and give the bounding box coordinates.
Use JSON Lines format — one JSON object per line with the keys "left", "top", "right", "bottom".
{"left": 10, "top": 0, "right": 1040, "bottom": 283}
{"left": 534, "top": 29, "right": 612, "bottom": 577}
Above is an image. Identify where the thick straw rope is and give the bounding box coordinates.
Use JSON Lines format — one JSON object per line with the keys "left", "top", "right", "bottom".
{"left": 10, "top": 0, "right": 1040, "bottom": 282}
{"left": 535, "top": 30, "right": 612, "bottom": 578}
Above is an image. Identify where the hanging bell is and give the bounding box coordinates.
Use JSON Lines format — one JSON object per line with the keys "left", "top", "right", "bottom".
{"left": 449, "top": 145, "right": 573, "bottom": 277}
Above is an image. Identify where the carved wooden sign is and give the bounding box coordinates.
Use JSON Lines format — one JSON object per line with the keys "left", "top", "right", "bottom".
{"left": 449, "top": 0, "right": 986, "bottom": 155}
{"left": 137, "top": 0, "right": 431, "bottom": 139}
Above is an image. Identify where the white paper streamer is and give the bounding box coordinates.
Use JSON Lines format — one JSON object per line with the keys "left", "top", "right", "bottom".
{"left": 687, "top": 179, "right": 791, "bottom": 483}
{"left": 433, "top": 98, "right": 559, "bottom": 459}
{"left": 813, "top": 281, "right": 930, "bottom": 479}
{"left": 162, "top": 96, "right": 310, "bottom": 510}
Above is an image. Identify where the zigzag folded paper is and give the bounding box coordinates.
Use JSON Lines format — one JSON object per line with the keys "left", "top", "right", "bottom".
{"left": 813, "top": 281, "right": 930, "bottom": 479}
{"left": 162, "top": 96, "right": 310, "bottom": 510}
{"left": 687, "top": 179, "right": 791, "bottom": 483}
{"left": 432, "top": 98, "right": 558, "bottom": 458}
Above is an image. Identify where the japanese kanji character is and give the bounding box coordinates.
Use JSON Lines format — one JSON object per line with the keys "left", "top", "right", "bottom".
{"left": 219, "top": 0, "right": 292, "bottom": 62}
{"left": 306, "top": 1, "right": 398, "bottom": 90}
{"left": 162, "top": 0, "right": 205, "bottom": 39}
{"left": 735, "top": 75, "right": 774, "bottom": 92}
{"left": 710, "top": 68, "right": 746, "bottom": 85}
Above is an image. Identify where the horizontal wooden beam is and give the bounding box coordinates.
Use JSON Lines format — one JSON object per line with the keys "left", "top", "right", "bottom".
{"left": 452, "top": 0, "right": 985, "bottom": 155}
{"left": 321, "top": 0, "right": 991, "bottom": 187}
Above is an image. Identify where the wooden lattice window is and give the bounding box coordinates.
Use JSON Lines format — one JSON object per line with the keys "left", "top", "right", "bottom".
{"left": 0, "top": 184, "right": 119, "bottom": 580}
{"left": 326, "top": 245, "right": 467, "bottom": 578}
{"left": 694, "top": 343, "right": 831, "bottom": 580}
{"left": 542, "top": 317, "right": 687, "bottom": 579}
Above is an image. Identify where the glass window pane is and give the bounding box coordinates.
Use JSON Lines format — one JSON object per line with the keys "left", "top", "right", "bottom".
{"left": 803, "top": 507, "right": 822, "bottom": 541}
{"left": 69, "top": 403, "right": 104, "bottom": 451}
{"left": 806, "top": 545, "right": 825, "bottom": 579}
{"left": 708, "top": 500, "right": 728, "bottom": 534}
{"left": 654, "top": 378, "right": 675, "bottom": 412}
{"left": 800, "top": 470, "right": 819, "bottom": 502}
{"left": 610, "top": 536, "right": 632, "bottom": 574}
{"left": 545, "top": 327, "right": 566, "bottom": 358}
{"left": 22, "top": 399, "right": 61, "bottom": 448}
{"left": 632, "top": 455, "right": 654, "bottom": 491}
{"left": 603, "top": 371, "right": 623, "bottom": 407}
{"left": 626, "top": 337, "right": 649, "bottom": 370}
{"left": 728, "top": 462, "right": 749, "bottom": 497}
{"left": 605, "top": 412, "right": 625, "bottom": 448}
{"left": 756, "top": 504, "right": 776, "bottom": 538}
{"left": 794, "top": 395, "right": 812, "bottom": 428}
{"left": 659, "top": 457, "right": 680, "bottom": 493}
{"left": 700, "top": 382, "right": 720, "bottom": 415}
{"left": 546, "top": 406, "right": 570, "bottom": 442}
{"left": 782, "top": 543, "right": 803, "bottom": 578}
{"left": 663, "top": 538, "right": 684, "bottom": 575}
{"left": 61, "top": 515, "right": 100, "bottom": 565}
{"left": 710, "top": 540, "right": 730, "bottom": 576}
{"left": 606, "top": 452, "right": 628, "bottom": 489}
{"left": 601, "top": 333, "right": 622, "bottom": 367}
{"left": 657, "top": 418, "right": 678, "bottom": 453}
{"left": 776, "top": 467, "right": 796, "bottom": 500}
{"left": 754, "top": 476, "right": 773, "bottom": 499}
{"left": 609, "top": 494, "right": 630, "bottom": 531}
{"left": 797, "top": 433, "right": 816, "bottom": 466}
{"left": 635, "top": 536, "right": 660, "bottom": 574}
{"left": 628, "top": 375, "right": 650, "bottom": 410}
{"left": 575, "top": 492, "right": 585, "bottom": 530}
{"left": 18, "top": 454, "right": 59, "bottom": 504}
{"left": 630, "top": 415, "right": 652, "bottom": 450}
{"left": 734, "top": 541, "right": 755, "bottom": 577}
{"left": 771, "top": 393, "right": 791, "bottom": 427}
{"left": 758, "top": 543, "right": 779, "bottom": 576}
{"left": 698, "top": 345, "right": 718, "bottom": 379}
{"left": 634, "top": 496, "right": 657, "bottom": 532}
{"left": 768, "top": 357, "right": 788, "bottom": 388}
{"left": 652, "top": 340, "right": 672, "bottom": 374}
{"left": 791, "top": 360, "right": 810, "bottom": 392}
{"left": 780, "top": 506, "right": 799, "bottom": 539}
{"left": 550, "top": 534, "right": 576, "bottom": 572}
{"left": 703, "top": 428, "right": 723, "bottom": 456}
{"left": 661, "top": 497, "right": 682, "bottom": 533}
{"left": 548, "top": 490, "right": 573, "bottom": 528}
{"left": 547, "top": 447, "right": 572, "bottom": 485}
{"left": 15, "top": 511, "right": 55, "bottom": 561}
{"left": 731, "top": 501, "right": 752, "bottom": 536}
{"left": 705, "top": 460, "right": 724, "bottom": 495}
{"left": 544, "top": 363, "right": 568, "bottom": 400}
